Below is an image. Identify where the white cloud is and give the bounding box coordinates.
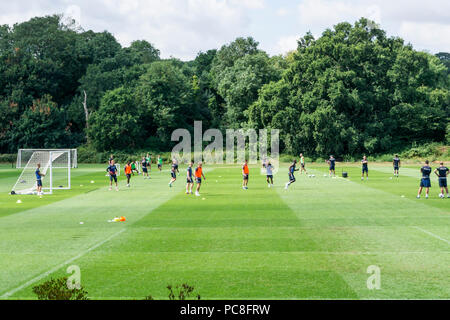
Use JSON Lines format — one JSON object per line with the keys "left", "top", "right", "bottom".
{"left": 274, "top": 35, "right": 298, "bottom": 55}
{"left": 399, "top": 21, "right": 450, "bottom": 52}
{"left": 231, "top": 0, "right": 265, "bottom": 9}
{"left": 276, "top": 7, "right": 289, "bottom": 17}
{"left": 1, "top": 0, "right": 449, "bottom": 59}
{"left": 90, "top": 0, "right": 256, "bottom": 60}
{"left": 295, "top": 0, "right": 450, "bottom": 52}
{"left": 297, "top": 0, "right": 381, "bottom": 31}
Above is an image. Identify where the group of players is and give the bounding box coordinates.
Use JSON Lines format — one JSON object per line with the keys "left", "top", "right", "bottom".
{"left": 103, "top": 153, "right": 449, "bottom": 199}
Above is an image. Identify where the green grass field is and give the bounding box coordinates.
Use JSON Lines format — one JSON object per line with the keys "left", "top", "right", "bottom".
{"left": 0, "top": 162, "right": 449, "bottom": 300}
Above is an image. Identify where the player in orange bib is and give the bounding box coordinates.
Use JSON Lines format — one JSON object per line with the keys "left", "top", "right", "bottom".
{"left": 124, "top": 161, "right": 132, "bottom": 187}
{"left": 242, "top": 160, "right": 249, "bottom": 190}
{"left": 194, "top": 162, "right": 206, "bottom": 196}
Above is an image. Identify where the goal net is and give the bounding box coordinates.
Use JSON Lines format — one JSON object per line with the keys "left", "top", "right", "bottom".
{"left": 12, "top": 150, "right": 71, "bottom": 195}
{"left": 16, "top": 149, "right": 77, "bottom": 168}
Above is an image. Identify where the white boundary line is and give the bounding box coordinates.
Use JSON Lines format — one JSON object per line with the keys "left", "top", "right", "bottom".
{"left": 0, "top": 229, "right": 125, "bottom": 299}
{"left": 413, "top": 226, "right": 450, "bottom": 245}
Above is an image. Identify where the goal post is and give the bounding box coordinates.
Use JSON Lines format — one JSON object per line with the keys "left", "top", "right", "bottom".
{"left": 12, "top": 150, "right": 71, "bottom": 195}
{"left": 16, "top": 149, "right": 77, "bottom": 168}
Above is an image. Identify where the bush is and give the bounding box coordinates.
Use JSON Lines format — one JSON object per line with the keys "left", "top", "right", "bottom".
{"left": 0, "top": 153, "right": 16, "bottom": 163}
{"left": 342, "top": 155, "right": 356, "bottom": 162}
{"left": 143, "top": 283, "right": 201, "bottom": 300}
{"left": 400, "top": 143, "right": 448, "bottom": 161}
{"left": 167, "top": 284, "right": 201, "bottom": 300}
{"left": 32, "top": 277, "right": 89, "bottom": 300}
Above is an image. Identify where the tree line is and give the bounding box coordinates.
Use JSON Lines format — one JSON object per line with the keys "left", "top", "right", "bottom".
{"left": 0, "top": 15, "right": 448, "bottom": 157}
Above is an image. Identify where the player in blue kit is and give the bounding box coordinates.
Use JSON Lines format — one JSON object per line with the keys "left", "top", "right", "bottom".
{"left": 434, "top": 162, "right": 449, "bottom": 198}
{"left": 142, "top": 157, "right": 149, "bottom": 179}
{"left": 35, "top": 163, "right": 45, "bottom": 197}
{"left": 361, "top": 156, "right": 369, "bottom": 180}
{"left": 328, "top": 155, "right": 336, "bottom": 177}
{"left": 107, "top": 160, "right": 119, "bottom": 191}
{"left": 393, "top": 155, "right": 401, "bottom": 177}
{"left": 169, "top": 160, "right": 177, "bottom": 188}
{"left": 285, "top": 160, "right": 299, "bottom": 189}
{"left": 417, "top": 160, "right": 432, "bottom": 199}
{"left": 186, "top": 161, "right": 194, "bottom": 194}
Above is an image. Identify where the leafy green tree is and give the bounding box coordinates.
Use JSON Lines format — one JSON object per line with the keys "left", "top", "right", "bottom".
{"left": 8, "top": 95, "right": 79, "bottom": 151}
{"left": 436, "top": 52, "right": 450, "bottom": 75}
{"left": 88, "top": 87, "right": 141, "bottom": 151}
{"left": 218, "top": 52, "right": 283, "bottom": 127}
{"left": 135, "top": 60, "right": 206, "bottom": 147}
{"left": 251, "top": 18, "right": 449, "bottom": 156}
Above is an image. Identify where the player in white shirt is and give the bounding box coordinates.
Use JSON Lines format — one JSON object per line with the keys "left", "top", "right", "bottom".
{"left": 263, "top": 161, "right": 274, "bottom": 188}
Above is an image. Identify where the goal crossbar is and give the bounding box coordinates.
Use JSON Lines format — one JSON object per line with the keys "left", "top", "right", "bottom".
{"left": 16, "top": 149, "right": 77, "bottom": 168}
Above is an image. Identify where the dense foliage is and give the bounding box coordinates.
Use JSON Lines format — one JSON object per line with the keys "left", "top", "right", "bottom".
{"left": 0, "top": 15, "right": 448, "bottom": 157}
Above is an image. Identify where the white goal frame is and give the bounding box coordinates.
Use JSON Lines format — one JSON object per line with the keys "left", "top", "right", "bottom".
{"left": 12, "top": 150, "right": 71, "bottom": 195}
{"left": 17, "top": 149, "right": 77, "bottom": 168}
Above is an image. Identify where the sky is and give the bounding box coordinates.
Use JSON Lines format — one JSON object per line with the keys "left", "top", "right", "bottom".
{"left": 0, "top": 0, "right": 449, "bottom": 60}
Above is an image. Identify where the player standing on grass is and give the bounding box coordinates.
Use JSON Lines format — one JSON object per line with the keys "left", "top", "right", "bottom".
{"left": 124, "top": 161, "right": 132, "bottom": 187}
{"left": 361, "top": 156, "right": 369, "bottom": 180}
{"left": 434, "top": 162, "right": 449, "bottom": 198}
{"left": 146, "top": 153, "right": 152, "bottom": 172}
{"left": 169, "top": 161, "right": 177, "bottom": 187}
{"left": 131, "top": 160, "right": 137, "bottom": 175}
{"left": 327, "top": 155, "right": 336, "bottom": 177}
{"left": 36, "top": 163, "right": 45, "bottom": 197}
{"left": 173, "top": 158, "right": 180, "bottom": 174}
{"left": 417, "top": 160, "right": 432, "bottom": 199}
{"left": 285, "top": 160, "right": 299, "bottom": 189}
{"left": 142, "top": 157, "right": 149, "bottom": 179}
{"left": 107, "top": 160, "right": 119, "bottom": 191}
{"left": 263, "top": 161, "right": 274, "bottom": 187}
{"left": 242, "top": 160, "right": 249, "bottom": 190}
{"left": 157, "top": 155, "right": 163, "bottom": 172}
{"left": 393, "top": 155, "right": 401, "bottom": 177}
{"left": 195, "top": 162, "right": 206, "bottom": 196}
{"left": 186, "top": 161, "right": 194, "bottom": 194}
{"left": 300, "top": 153, "right": 307, "bottom": 175}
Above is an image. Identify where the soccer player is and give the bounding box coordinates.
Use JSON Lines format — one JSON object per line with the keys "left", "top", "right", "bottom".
{"left": 169, "top": 160, "right": 177, "bottom": 187}
{"left": 195, "top": 162, "right": 206, "bottom": 196}
{"left": 300, "top": 153, "right": 307, "bottom": 175}
{"left": 327, "top": 155, "right": 336, "bottom": 177}
{"left": 173, "top": 158, "right": 179, "bottom": 173}
{"left": 242, "top": 160, "right": 249, "bottom": 190}
{"left": 285, "top": 160, "right": 299, "bottom": 189}
{"left": 434, "top": 162, "right": 449, "bottom": 198}
{"left": 107, "top": 160, "right": 119, "bottom": 191}
{"left": 131, "top": 160, "right": 138, "bottom": 175}
{"left": 35, "top": 163, "right": 45, "bottom": 196}
{"left": 393, "top": 155, "right": 401, "bottom": 177}
{"left": 361, "top": 156, "right": 369, "bottom": 180}
{"left": 263, "top": 161, "right": 274, "bottom": 187}
{"left": 186, "top": 161, "right": 194, "bottom": 194}
{"left": 142, "top": 157, "right": 149, "bottom": 179}
{"left": 157, "top": 156, "right": 163, "bottom": 172}
{"left": 146, "top": 153, "right": 151, "bottom": 172}
{"left": 417, "top": 160, "right": 432, "bottom": 199}
{"left": 124, "top": 161, "right": 132, "bottom": 187}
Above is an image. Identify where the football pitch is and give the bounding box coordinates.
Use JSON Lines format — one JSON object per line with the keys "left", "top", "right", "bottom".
{"left": 0, "top": 163, "right": 449, "bottom": 300}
